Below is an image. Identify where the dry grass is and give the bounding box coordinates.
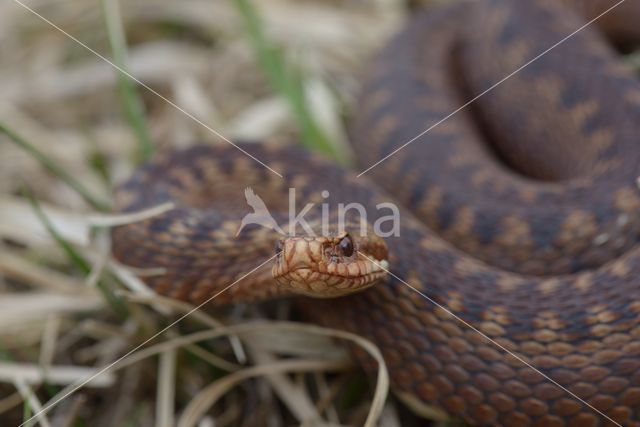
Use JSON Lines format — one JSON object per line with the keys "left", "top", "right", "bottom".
{"left": 0, "top": 0, "right": 414, "bottom": 426}
{"left": 3, "top": 0, "right": 637, "bottom": 426}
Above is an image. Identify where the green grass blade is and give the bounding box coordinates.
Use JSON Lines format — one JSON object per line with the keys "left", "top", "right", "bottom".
{"left": 233, "top": 0, "right": 343, "bottom": 162}
{"left": 0, "top": 124, "right": 110, "bottom": 211}
{"left": 24, "top": 186, "right": 91, "bottom": 274}
{"left": 101, "top": 0, "right": 154, "bottom": 163}
{"left": 22, "top": 187, "right": 129, "bottom": 318}
{"left": 22, "top": 397, "right": 32, "bottom": 425}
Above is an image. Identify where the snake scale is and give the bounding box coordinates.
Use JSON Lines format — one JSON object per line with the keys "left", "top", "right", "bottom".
{"left": 112, "top": 0, "right": 640, "bottom": 425}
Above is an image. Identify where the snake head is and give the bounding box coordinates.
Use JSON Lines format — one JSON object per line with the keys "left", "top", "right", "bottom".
{"left": 272, "top": 229, "right": 389, "bottom": 297}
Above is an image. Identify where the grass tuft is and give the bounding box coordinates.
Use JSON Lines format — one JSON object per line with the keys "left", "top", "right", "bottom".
{"left": 233, "top": 0, "right": 344, "bottom": 162}
{"left": 0, "top": 124, "right": 111, "bottom": 211}
{"left": 101, "top": 0, "right": 154, "bottom": 163}
{"left": 22, "top": 186, "right": 129, "bottom": 319}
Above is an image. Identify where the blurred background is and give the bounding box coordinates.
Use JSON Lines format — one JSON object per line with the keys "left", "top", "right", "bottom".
{"left": 0, "top": 0, "right": 452, "bottom": 426}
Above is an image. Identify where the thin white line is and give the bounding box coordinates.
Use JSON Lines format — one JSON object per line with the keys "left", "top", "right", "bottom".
{"left": 11, "top": 0, "right": 283, "bottom": 178}
{"left": 20, "top": 253, "right": 279, "bottom": 426}
{"left": 357, "top": 251, "right": 622, "bottom": 426}
{"left": 357, "top": 0, "right": 627, "bottom": 177}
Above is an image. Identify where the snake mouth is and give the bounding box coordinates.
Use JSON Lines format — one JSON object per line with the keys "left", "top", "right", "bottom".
{"left": 274, "top": 267, "right": 388, "bottom": 298}
{"left": 272, "top": 258, "right": 389, "bottom": 298}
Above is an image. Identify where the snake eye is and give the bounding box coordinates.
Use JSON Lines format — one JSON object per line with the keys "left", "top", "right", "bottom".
{"left": 338, "top": 235, "right": 354, "bottom": 257}
{"left": 275, "top": 240, "right": 283, "bottom": 256}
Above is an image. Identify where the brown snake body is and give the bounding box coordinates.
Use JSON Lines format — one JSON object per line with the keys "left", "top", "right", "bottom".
{"left": 113, "top": 0, "right": 640, "bottom": 425}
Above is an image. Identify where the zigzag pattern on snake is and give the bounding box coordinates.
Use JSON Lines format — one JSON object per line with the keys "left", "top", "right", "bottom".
{"left": 112, "top": 0, "right": 640, "bottom": 425}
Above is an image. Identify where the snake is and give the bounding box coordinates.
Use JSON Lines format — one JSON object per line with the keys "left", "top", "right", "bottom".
{"left": 111, "top": 0, "right": 640, "bottom": 425}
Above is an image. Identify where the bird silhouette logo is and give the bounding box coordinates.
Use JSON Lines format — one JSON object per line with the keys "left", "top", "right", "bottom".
{"left": 236, "top": 187, "right": 285, "bottom": 236}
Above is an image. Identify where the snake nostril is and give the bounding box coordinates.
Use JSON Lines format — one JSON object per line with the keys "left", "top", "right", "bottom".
{"left": 275, "top": 240, "right": 284, "bottom": 256}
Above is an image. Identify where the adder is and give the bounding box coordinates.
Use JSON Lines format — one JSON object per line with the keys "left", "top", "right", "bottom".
{"left": 112, "top": 0, "right": 640, "bottom": 425}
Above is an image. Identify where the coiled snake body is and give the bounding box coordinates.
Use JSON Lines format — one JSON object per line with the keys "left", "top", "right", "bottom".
{"left": 113, "top": 0, "right": 640, "bottom": 425}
